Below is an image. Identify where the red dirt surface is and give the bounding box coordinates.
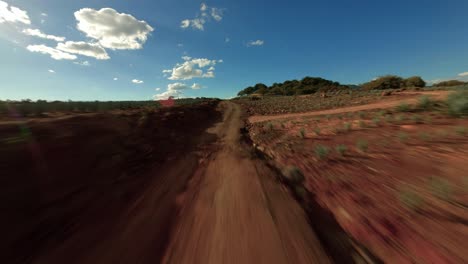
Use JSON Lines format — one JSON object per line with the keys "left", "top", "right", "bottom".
{"left": 246, "top": 95, "right": 468, "bottom": 263}
{"left": 0, "top": 101, "right": 221, "bottom": 264}
{"left": 249, "top": 91, "right": 450, "bottom": 123}
{"left": 2, "top": 100, "right": 336, "bottom": 264}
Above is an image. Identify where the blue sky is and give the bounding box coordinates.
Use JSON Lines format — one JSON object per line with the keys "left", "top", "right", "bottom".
{"left": 1, "top": 0, "right": 468, "bottom": 101}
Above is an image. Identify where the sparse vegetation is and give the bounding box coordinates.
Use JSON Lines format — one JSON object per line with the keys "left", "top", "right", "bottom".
{"left": 418, "top": 95, "right": 433, "bottom": 110}
{"left": 0, "top": 98, "right": 219, "bottom": 118}
{"left": 372, "top": 117, "right": 381, "bottom": 126}
{"left": 359, "top": 120, "right": 366, "bottom": 128}
{"left": 356, "top": 139, "right": 368, "bottom": 153}
{"left": 411, "top": 114, "right": 423, "bottom": 124}
{"left": 455, "top": 126, "right": 467, "bottom": 136}
{"left": 398, "top": 132, "right": 409, "bottom": 143}
{"left": 419, "top": 132, "right": 430, "bottom": 141}
{"left": 430, "top": 177, "right": 452, "bottom": 201}
{"left": 315, "top": 145, "right": 330, "bottom": 159}
{"left": 396, "top": 102, "right": 411, "bottom": 112}
{"left": 446, "top": 90, "right": 468, "bottom": 117}
{"left": 283, "top": 166, "right": 305, "bottom": 184}
{"left": 399, "top": 188, "right": 424, "bottom": 211}
{"left": 396, "top": 114, "right": 407, "bottom": 123}
{"left": 343, "top": 122, "right": 352, "bottom": 131}
{"left": 299, "top": 128, "right": 306, "bottom": 138}
{"left": 336, "top": 145, "right": 347, "bottom": 156}
{"left": 314, "top": 127, "right": 321, "bottom": 136}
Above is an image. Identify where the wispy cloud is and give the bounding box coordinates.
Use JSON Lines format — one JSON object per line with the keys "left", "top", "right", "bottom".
{"left": 22, "top": 28, "right": 65, "bottom": 42}
{"left": 57, "top": 41, "right": 109, "bottom": 60}
{"left": 458, "top": 72, "right": 468, "bottom": 77}
{"left": 247, "top": 40, "right": 264, "bottom": 47}
{"left": 113, "top": 77, "right": 118, "bottom": 81}
{"left": 48, "top": 69, "right": 55, "bottom": 73}
{"left": 73, "top": 61, "right": 90, "bottom": 66}
{"left": 27, "top": 44, "right": 77, "bottom": 60}
{"left": 180, "top": 3, "right": 224, "bottom": 31}
{"left": 132, "top": 79, "right": 144, "bottom": 84}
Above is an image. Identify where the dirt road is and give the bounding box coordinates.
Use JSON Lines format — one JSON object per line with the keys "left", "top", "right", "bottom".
{"left": 2, "top": 101, "right": 331, "bottom": 263}
{"left": 249, "top": 91, "right": 451, "bottom": 124}
{"left": 163, "top": 102, "right": 330, "bottom": 263}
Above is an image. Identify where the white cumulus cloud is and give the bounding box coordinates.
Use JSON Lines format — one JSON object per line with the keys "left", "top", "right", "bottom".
{"left": 74, "top": 8, "right": 154, "bottom": 50}
{"left": 113, "top": 77, "right": 118, "bottom": 81}
{"left": 154, "top": 82, "right": 201, "bottom": 100}
{"left": 164, "top": 57, "right": 221, "bottom": 80}
{"left": 48, "top": 69, "right": 55, "bottom": 73}
{"left": 458, "top": 72, "right": 468, "bottom": 77}
{"left": 247, "top": 40, "right": 264, "bottom": 46}
{"left": 0, "top": 0, "right": 30, "bottom": 24}
{"left": 57, "top": 41, "right": 109, "bottom": 60}
{"left": 22, "top": 28, "right": 65, "bottom": 42}
{"left": 132, "top": 79, "right": 144, "bottom": 84}
{"left": 27, "top": 44, "right": 77, "bottom": 60}
{"left": 180, "top": 3, "right": 223, "bottom": 31}
{"left": 154, "top": 90, "right": 180, "bottom": 100}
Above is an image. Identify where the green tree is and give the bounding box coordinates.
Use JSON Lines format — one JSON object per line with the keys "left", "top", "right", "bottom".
{"left": 405, "top": 76, "right": 426, "bottom": 88}
{"left": 361, "top": 75, "right": 404, "bottom": 90}
{"left": 434, "top": 80, "right": 466, "bottom": 87}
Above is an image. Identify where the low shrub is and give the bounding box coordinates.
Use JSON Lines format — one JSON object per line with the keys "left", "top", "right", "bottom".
{"left": 283, "top": 166, "right": 305, "bottom": 184}
{"left": 399, "top": 188, "right": 424, "bottom": 211}
{"left": 343, "top": 122, "right": 352, "bottom": 131}
{"left": 396, "top": 102, "right": 411, "bottom": 112}
{"left": 430, "top": 177, "right": 452, "bottom": 201}
{"left": 455, "top": 126, "right": 467, "bottom": 136}
{"left": 314, "top": 127, "right": 321, "bottom": 136}
{"left": 398, "top": 132, "right": 409, "bottom": 142}
{"left": 356, "top": 139, "right": 368, "bottom": 153}
{"left": 315, "top": 145, "right": 330, "bottom": 159}
{"left": 336, "top": 144, "right": 347, "bottom": 156}
{"left": 447, "top": 90, "right": 468, "bottom": 117}
{"left": 418, "top": 95, "right": 433, "bottom": 110}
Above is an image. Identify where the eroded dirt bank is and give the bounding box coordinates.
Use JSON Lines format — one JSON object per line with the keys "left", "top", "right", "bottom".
{"left": 0, "top": 101, "right": 221, "bottom": 264}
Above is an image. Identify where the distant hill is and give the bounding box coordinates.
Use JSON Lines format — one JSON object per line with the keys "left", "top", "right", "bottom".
{"left": 237, "top": 77, "right": 349, "bottom": 96}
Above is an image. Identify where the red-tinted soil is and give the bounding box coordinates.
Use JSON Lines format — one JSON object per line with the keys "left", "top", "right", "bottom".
{"left": 247, "top": 104, "right": 468, "bottom": 263}
{"left": 0, "top": 101, "right": 221, "bottom": 264}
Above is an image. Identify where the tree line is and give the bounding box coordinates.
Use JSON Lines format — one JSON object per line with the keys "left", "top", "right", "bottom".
{"left": 237, "top": 75, "right": 466, "bottom": 96}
